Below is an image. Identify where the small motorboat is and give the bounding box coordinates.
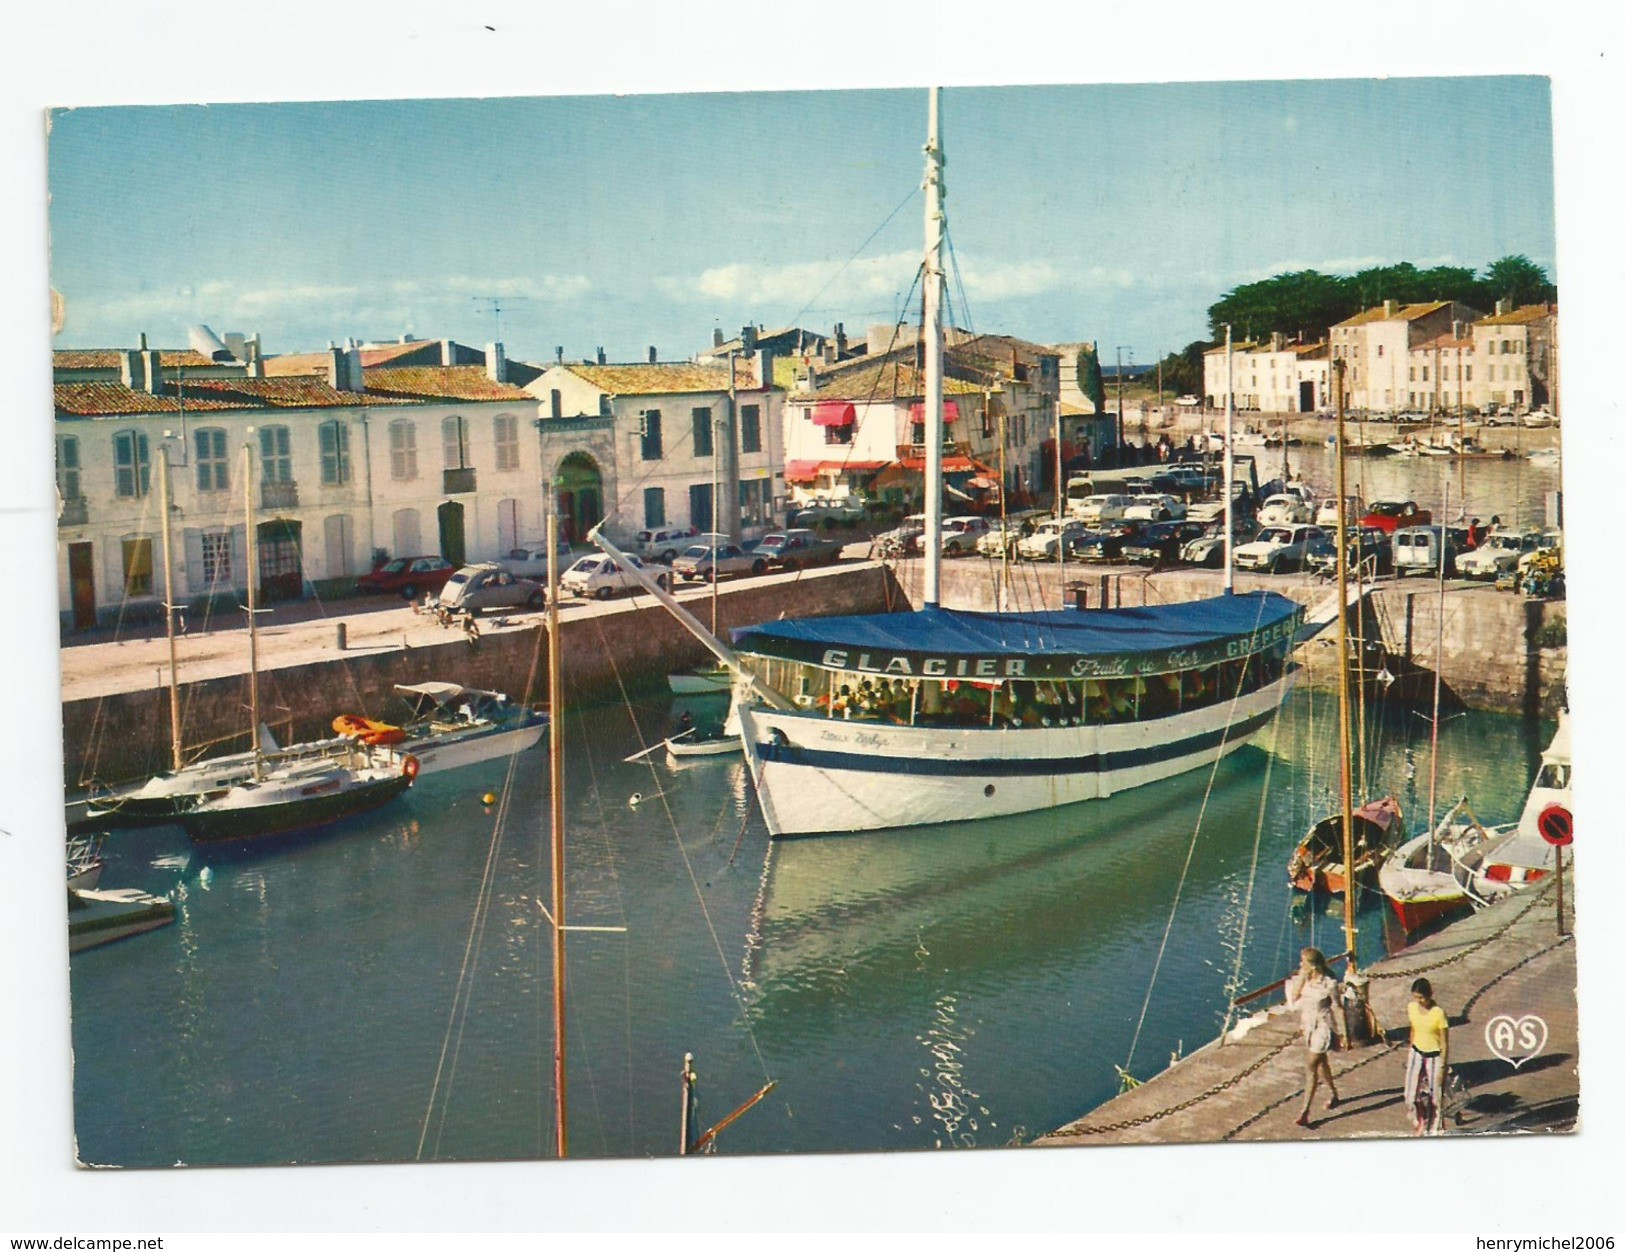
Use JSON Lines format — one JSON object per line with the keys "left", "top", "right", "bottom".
{"left": 1289, "top": 796, "right": 1405, "bottom": 895}
{"left": 665, "top": 732, "right": 741, "bottom": 760}
{"left": 1453, "top": 712, "right": 1571, "bottom": 896}
{"left": 1377, "top": 799, "right": 1498, "bottom": 934}
{"left": 336, "top": 683, "right": 548, "bottom": 775}
{"left": 68, "top": 886, "right": 176, "bottom": 953}
{"left": 667, "top": 665, "right": 733, "bottom": 695}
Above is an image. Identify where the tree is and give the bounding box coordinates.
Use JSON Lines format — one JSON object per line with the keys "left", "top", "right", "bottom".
{"left": 1481, "top": 255, "right": 1557, "bottom": 309}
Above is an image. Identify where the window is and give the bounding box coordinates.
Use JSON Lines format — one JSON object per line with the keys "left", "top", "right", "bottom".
{"left": 1466, "top": 365, "right": 1473, "bottom": 382}
{"left": 56, "top": 435, "right": 80, "bottom": 499}
{"left": 1487, "top": 341, "right": 1496, "bottom": 354}
{"left": 643, "top": 486, "right": 666, "bottom": 528}
{"left": 442, "top": 415, "right": 469, "bottom": 469}
{"left": 494, "top": 414, "right": 519, "bottom": 471}
{"left": 641, "top": 410, "right": 663, "bottom": 461}
{"left": 260, "top": 425, "right": 292, "bottom": 483}
{"left": 319, "top": 420, "right": 351, "bottom": 485}
{"left": 740, "top": 404, "right": 762, "bottom": 455}
{"left": 122, "top": 535, "right": 154, "bottom": 598}
{"left": 113, "top": 430, "right": 150, "bottom": 499}
{"left": 739, "top": 479, "right": 765, "bottom": 529}
{"left": 1377, "top": 345, "right": 1384, "bottom": 357}
{"left": 692, "top": 407, "right": 713, "bottom": 459}
{"left": 195, "top": 428, "right": 229, "bottom": 493}
{"left": 1502, "top": 339, "right": 1512, "bottom": 354}
{"left": 200, "top": 530, "right": 232, "bottom": 587}
{"left": 1409, "top": 367, "right": 1416, "bottom": 381}
{"left": 825, "top": 423, "right": 853, "bottom": 446}
{"left": 390, "top": 420, "right": 418, "bottom": 480}
{"left": 496, "top": 498, "right": 519, "bottom": 552}
{"left": 392, "top": 507, "right": 422, "bottom": 556}
{"left": 323, "top": 514, "right": 353, "bottom": 578}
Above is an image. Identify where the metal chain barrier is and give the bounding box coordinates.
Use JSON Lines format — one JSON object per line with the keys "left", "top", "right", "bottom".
{"left": 1367, "top": 877, "right": 1559, "bottom": 981}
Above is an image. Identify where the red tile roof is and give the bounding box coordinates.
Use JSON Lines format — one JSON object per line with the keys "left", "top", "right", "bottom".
{"left": 1477, "top": 304, "right": 1555, "bottom": 327}
{"left": 794, "top": 357, "right": 983, "bottom": 402}
{"left": 1334, "top": 301, "right": 1452, "bottom": 327}
{"left": 552, "top": 362, "right": 745, "bottom": 396}
{"left": 54, "top": 377, "right": 409, "bottom": 417}
{"left": 263, "top": 340, "right": 444, "bottom": 376}
{"left": 54, "top": 382, "right": 247, "bottom": 416}
{"left": 361, "top": 366, "right": 531, "bottom": 402}
{"left": 53, "top": 348, "right": 218, "bottom": 370}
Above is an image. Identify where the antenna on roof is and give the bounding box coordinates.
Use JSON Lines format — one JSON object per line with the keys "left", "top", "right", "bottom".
{"left": 470, "top": 295, "right": 530, "bottom": 343}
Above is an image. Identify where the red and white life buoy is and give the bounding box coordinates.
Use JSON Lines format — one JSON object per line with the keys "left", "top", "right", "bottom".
{"left": 402, "top": 754, "right": 421, "bottom": 781}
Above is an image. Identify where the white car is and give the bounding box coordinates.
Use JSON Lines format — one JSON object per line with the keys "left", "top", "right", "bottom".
{"left": 1257, "top": 493, "right": 1314, "bottom": 526}
{"left": 634, "top": 526, "right": 698, "bottom": 564}
{"left": 975, "top": 510, "right": 1046, "bottom": 557}
{"left": 933, "top": 516, "right": 991, "bottom": 555}
{"left": 1073, "top": 494, "right": 1133, "bottom": 525}
{"left": 560, "top": 554, "right": 673, "bottom": 600}
{"left": 502, "top": 539, "right": 574, "bottom": 580}
{"left": 1313, "top": 497, "right": 1363, "bottom": 529}
{"left": 1457, "top": 529, "right": 1542, "bottom": 580}
{"left": 1123, "top": 493, "right": 1187, "bottom": 522}
{"left": 1017, "top": 518, "right": 1090, "bottom": 561}
{"left": 1233, "top": 524, "right": 1322, "bottom": 573}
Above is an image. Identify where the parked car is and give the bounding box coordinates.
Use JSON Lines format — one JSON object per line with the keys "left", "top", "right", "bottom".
{"left": 502, "top": 538, "right": 575, "bottom": 580}
{"left": 672, "top": 542, "right": 767, "bottom": 582}
{"left": 635, "top": 526, "right": 699, "bottom": 564}
{"left": 1314, "top": 496, "right": 1365, "bottom": 529}
{"left": 1306, "top": 526, "right": 1393, "bottom": 579}
{"left": 1122, "top": 520, "right": 1207, "bottom": 565}
{"left": 1392, "top": 526, "right": 1457, "bottom": 577}
{"left": 560, "top": 554, "right": 673, "bottom": 600}
{"left": 792, "top": 499, "right": 867, "bottom": 529}
{"left": 1073, "top": 494, "right": 1134, "bottom": 525}
{"left": 1457, "top": 529, "right": 1543, "bottom": 580}
{"left": 1233, "top": 524, "right": 1325, "bottom": 573}
{"left": 874, "top": 514, "right": 927, "bottom": 559}
{"left": 1180, "top": 523, "right": 1232, "bottom": 569}
{"left": 1123, "top": 493, "right": 1187, "bottom": 522}
{"left": 974, "top": 510, "right": 1046, "bottom": 557}
{"left": 1257, "top": 493, "right": 1314, "bottom": 526}
{"left": 1068, "top": 519, "right": 1145, "bottom": 562}
{"left": 1361, "top": 500, "right": 1432, "bottom": 534}
{"left": 755, "top": 528, "right": 843, "bottom": 571}
{"left": 1017, "top": 518, "right": 1090, "bottom": 561}
{"left": 931, "top": 516, "right": 992, "bottom": 555}
{"left": 434, "top": 563, "right": 547, "bottom": 614}
{"left": 356, "top": 555, "right": 457, "bottom": 600}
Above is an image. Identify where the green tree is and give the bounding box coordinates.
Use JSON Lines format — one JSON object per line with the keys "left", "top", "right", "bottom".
{"left": 1481, "top": 255, "right": 1557, "bottom": 309}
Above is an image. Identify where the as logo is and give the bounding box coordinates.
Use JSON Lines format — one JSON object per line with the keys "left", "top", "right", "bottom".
{"left": 1485, "top": 1014, "right": 1548, "bottom": 1069}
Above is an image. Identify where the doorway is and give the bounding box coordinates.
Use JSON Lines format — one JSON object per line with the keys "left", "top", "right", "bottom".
{"left": 68, "top": 541, "right": 96, "bottom": 630}
{"left": 437, "top": 500, "right": 466, "bottom": 567}
{"left": 256, "top": 519, "right": 304, "bottom": 602}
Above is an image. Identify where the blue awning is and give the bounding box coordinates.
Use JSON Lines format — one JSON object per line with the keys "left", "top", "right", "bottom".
{"left": 731, "top": 592, "right": 1302, "bottom": 681}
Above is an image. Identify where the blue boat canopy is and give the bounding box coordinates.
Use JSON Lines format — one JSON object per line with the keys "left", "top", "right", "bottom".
{"left": 732, "top": 591, "right": 1302, "bottom": 681}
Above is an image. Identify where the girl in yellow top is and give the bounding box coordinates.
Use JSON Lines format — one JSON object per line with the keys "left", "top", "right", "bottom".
{"left": 1404, "top": 977, "right": 1450, "bottom": 1135}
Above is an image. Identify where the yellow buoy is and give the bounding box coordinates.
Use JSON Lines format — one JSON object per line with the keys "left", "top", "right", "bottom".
{"left": 482, "top": 792, "right": 498, "bottom": 806}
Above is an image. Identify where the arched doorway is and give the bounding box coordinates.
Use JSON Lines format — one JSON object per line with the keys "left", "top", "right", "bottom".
{"left": 437, "top": 501, "right": 466, "bottom": 567}
{"left": 256, "top": 518, "right": 304, "bottom": 602}
{"left": 553, "top": 452, "right": 603, "bottom": 546}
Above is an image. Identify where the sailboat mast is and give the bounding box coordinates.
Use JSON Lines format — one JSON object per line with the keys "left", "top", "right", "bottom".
{"left": 921, "top": 86, "right": 946, "bottom": 610}
{"left": 546, "top": 509, "right": 568, "bottom": 1158}
{"left": 1333, "top": 361, "right": 1357, "bottom": 965}
{"left": 1223, "top": 324, "right": 1234, "bottom": 594}
{"left": 1427, "top": 480, "right": 1448, "bottom": 848}
{"left": 242, "top": 442, "right": 262, "bottom": 782}
{"left": 158, "top": 444, "right": 183, "bottom": 772}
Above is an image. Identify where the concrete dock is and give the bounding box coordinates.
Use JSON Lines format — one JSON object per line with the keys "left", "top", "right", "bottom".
{"left": 1036, "top": 876, "right": 1579, "bottom": 1146}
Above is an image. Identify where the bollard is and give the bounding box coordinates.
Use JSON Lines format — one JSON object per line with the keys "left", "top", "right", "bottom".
{"left": 336, "top": 622, "right": 347, "bottom": 650}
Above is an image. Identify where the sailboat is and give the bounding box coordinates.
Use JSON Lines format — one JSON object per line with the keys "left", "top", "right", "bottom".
{"left": 172, "top": 444, "right": 416, "bottom": 843}
{"left": 86, "top": 444, "right": 376, "bottom": 823}
{"left": 592, "top": 89, "right": 1305, "bottom": 838}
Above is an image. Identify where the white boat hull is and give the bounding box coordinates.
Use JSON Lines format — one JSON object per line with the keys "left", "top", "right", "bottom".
{"left": 402, "top": 721, "right": 547, "bottom": 774}
{"left": 737, "top": 673, "right": 1292, "bottom": 837}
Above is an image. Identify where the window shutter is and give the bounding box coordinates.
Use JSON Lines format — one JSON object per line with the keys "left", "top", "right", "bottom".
{"left": 230, "top": 524, "right": 249, "bottom": 594}
{"left": 181, "top": 529, "right": 204, "bottom": 603}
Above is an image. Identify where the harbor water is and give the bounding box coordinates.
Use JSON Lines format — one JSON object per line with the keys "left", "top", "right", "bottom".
{"left": 69, "top": 684, "right": 1550, "bottom": 1166}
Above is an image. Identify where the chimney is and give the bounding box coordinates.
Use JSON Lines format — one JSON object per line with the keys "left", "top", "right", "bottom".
{"left": 1383, "top": 299, "right": 1398, "bottom": 318}
{"left": 143, "top": 349, "right": 163, "bottom": 394}
{"left": 807, "top": 362, "right": 817, "bottom": 390}
{"left": 597, "top": 347, "right": 606, "bottom": 366}
{"left": 648, "top": 345, "right": 657, "bottom": 364}
{"left": 758, "top": 348, "right": 773, "bottom": 390}
{"left": 555, "top": 346, "right": 564, "bottom": 364}
{"left": 486, "top": 341, "right": 507, "bottom": 384}
{"left": 138, "top": 332, "right": 149, "bottom": 350}
{"left": 439, "top": 338, "right": 456, "bottom": 366}
{"left": 399, "top": 334, "right": 413, "bottom": 345}
{"left": 713, "top": 328, "right": 725, "bottom": 349}
{"left": 1269, "top": 331, "right": 1283, "bottom": 352}
{"left": 328, "top": 347, "right": 346, "bottom": 390}
{"left": 119, "top": 350, "right": 143, "bottom": 390}
{"left": 1496, "top": 298, "right": 1511, "bottom": 317}
{"left": 835, "top": 323, "right": 847, "bottom": 356}
{"left": 246, "top": 340, "right": 265, "bottom": 379}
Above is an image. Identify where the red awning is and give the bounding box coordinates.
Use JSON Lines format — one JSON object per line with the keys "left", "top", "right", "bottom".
{"left": 784, "top": 459, "right": 823, "bottom": 483}
{"left": 894, "top": 454, "right": 984, "bottom": 473}
{"left": 908, "top": 401, "right": 960, "bottom": 424}
{"left": 821, "top": 460, "right": 888, "bottom": 473}
{"left": 811, "top": 402, "right": 856, "bottom": 427}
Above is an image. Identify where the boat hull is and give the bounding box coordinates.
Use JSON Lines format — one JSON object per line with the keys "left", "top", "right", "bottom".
{"left": 68, "top": 888, "right": 177, "bottom": 952}
{"left": 179, "top": 771, "right": 412, "bottom": 843}
{"left": 401, "top": 719, "right": 547, "bottom": 774}
{"left": 738, "top": 673, "right": 1291, "bottom": 837}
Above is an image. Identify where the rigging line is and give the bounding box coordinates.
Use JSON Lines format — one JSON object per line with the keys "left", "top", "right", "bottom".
{"left": 1124, "top": 593, "right": 1272, "bottom": 1074}
{"left": 780, "top": 181, "right": 920, "bottom": 333}
{"left": 1219, "top": 717, "right": 1282, "bottom": 1041}
{"left": 594, "top": 619, "right": 778, "bottom": 1089}
{"left": 943, "top": 227, "right": 977, "bottom": 340}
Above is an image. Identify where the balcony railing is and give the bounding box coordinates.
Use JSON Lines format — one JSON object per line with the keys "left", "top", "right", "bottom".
{"left": 260, "top": 480, "right": 300, "bottom": 510}
{"left": 59, "top": 496, "right": 89, "bottom": 526}
{"left": 443, "top": 467, "right": 477, "bottom": 494}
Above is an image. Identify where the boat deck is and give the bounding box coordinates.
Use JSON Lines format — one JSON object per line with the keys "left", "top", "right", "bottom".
{"left": 1035, "top": 875, "right": 1578, "bottom": 1145}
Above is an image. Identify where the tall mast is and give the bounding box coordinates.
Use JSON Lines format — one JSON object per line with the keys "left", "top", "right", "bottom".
{"left": 1223, "top": 324, "right": 1235, "bottom": 594}
{"left": 1427, "top": 479, "right": 1448, "bottom": 851}
{"left": 921, "top": 86, "right": 946, "bottom": 610}
{"left": 1333, "top": 360, "right": 1357, "bottom": 968}
{"left": 547, "top": 510, "right": 568, "bottom": 1158}
{"left": 242, "top": 442, "right": 262, "bottom": 782}
{"left": 157, "top": 444, "right": 182, "bottom": 772}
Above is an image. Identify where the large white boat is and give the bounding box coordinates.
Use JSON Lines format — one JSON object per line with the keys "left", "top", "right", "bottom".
{"left": 333, "top": 682, "right": 548, "bottom": 775}
{"left": 595, "top": 88, "right": 1305, "bottom": 839}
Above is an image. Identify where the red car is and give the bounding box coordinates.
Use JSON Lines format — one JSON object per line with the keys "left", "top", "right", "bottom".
{"left": 356, "top": 555, "right": 457, "bottom": 600}
{"left": 1360, "top": 500, "right": 1432, "bottom": 534}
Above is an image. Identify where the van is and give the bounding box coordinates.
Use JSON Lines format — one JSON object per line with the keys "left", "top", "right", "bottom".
{"left": 635, "top": 526, "right": 697, "bottom": 564}
{"left": 1392, "top": 526, "right": 1456, "bottom": 577}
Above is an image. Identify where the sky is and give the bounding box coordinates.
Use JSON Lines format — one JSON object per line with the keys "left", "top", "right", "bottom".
{"left": 46, "top": 77, "right": 1556, "bottom": 366}
{"left": 8, "top": 1, "right": 1625, "bottom": 1240}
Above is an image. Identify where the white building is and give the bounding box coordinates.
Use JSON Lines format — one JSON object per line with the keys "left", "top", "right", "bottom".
{"left": 1329, "top": 300, "right": 1482, "bottom": 413}
{"left": 1202, "top": 334, "right": 1331, "bottom": 413}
